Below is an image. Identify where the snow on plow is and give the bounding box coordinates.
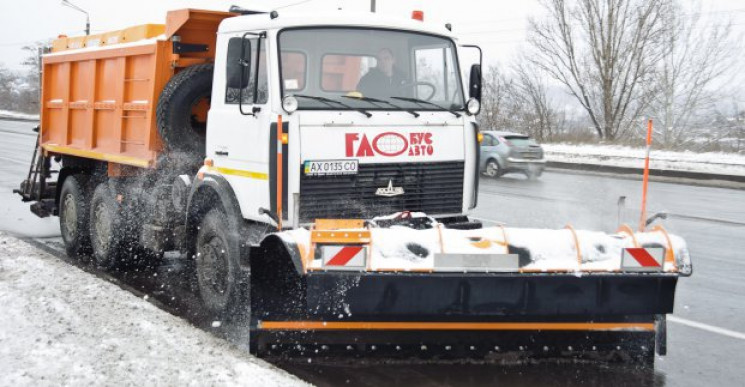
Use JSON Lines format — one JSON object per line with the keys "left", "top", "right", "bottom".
{"left": 253, "top": 213, "right": 691, "bottom": 361}
{"left": 277, "top": 213, "right": 691, "bottom": 274}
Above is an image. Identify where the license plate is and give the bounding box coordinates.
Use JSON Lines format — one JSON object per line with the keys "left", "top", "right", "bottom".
{"left": 433, "top": 253, "right": 519, "bottom": 272}
{"left": 304, "top": 159, "right": 359, "bottom": 176}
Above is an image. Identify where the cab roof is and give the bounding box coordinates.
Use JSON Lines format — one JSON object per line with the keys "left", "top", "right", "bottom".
{"left": 218, "top": 10, "right": 457, "bottom": 39}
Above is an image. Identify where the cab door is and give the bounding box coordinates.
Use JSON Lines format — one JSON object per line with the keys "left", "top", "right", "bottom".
{"left": 206, "top": 33, "right": 274, "bottom": 223}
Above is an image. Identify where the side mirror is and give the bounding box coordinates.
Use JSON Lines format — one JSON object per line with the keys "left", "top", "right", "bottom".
{"left": 469, "top": 64, "right": 482, "bottom": 102}
{"left": 226, "top": 37, "right": 250, "bottom": 90}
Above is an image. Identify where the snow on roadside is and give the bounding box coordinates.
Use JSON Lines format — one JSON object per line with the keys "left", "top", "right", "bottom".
{"left": 543, "top": 143, "right": 745, "bottom": 177}
{"left": 0, "top": 110, "right": 39, "bottom": 121}
{"left": 0, "top": 233, "right": 308, "bottom": 386}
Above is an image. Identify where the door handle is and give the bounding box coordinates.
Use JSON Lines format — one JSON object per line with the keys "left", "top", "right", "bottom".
{"left": 215, "top": 151, "right": 229, "bottom": 156}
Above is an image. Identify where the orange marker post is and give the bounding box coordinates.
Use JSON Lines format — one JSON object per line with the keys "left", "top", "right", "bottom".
{"left": 639, "top": 119, "right": 653, "bottom": 231}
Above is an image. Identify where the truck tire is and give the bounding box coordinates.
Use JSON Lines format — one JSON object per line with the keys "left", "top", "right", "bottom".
{"left": 156, "top": 63, "right": 213, "bottom": 162}
{"left": 89, "top": 182, "right": 126, "bottom": 270}
{"left": 195, "top": 208, "right": 247, "bottom": 317}
{"left": 59, "top": 175, "right": 91, "bottom": 258}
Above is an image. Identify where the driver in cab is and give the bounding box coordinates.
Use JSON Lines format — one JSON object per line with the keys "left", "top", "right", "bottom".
{"left": 357, "top": 48, "right": 408, "bottom": 99}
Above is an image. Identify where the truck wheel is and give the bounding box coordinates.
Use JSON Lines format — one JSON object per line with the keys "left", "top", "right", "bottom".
{"left": 195, "top": 208, "right": 247, "bottom": 317}
{"left": 89, "top": 183, "right": 125, "bottom": 270}
{"left": 156, "top": 63, "right": 213, "bottom": 161}
{"left": 483, "top": 159, "right": 501, "bottom": 178}
{"left": 59, "top": 175, "right": 91, "bottom": 258}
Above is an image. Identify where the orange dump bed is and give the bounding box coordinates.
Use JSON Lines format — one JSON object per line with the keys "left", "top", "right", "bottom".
{"left": 40, "top": 9, "right": 235, "bottom": 169}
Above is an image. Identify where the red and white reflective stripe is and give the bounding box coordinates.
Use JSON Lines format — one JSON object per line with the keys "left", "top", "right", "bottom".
{"left": 622, "top": 247, "right": 664, "bottom": 271}
{"left": 323, "top": 246, "right": 366, "bottom": 268}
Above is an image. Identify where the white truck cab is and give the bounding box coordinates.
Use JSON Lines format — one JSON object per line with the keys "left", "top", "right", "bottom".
{"left": 204, "top": 11, "right": 483, "bottom": 228}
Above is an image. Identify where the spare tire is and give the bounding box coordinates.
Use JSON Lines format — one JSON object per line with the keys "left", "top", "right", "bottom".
{"left": 156, "top": 63, "right": 213, "bottom": 162}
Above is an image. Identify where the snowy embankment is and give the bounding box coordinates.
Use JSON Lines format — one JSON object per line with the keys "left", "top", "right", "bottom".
{"left": 0, "top": 110, "right": 39, "bottom": 121}
{"left": 0, "top": 233, "right": 306, "bottom": 386}
{"left": 543, "top": 143, "right": 745, "bottom": 177}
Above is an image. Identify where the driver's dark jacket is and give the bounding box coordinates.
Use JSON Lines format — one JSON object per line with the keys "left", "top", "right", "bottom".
{"left": 357, "top": 67, "right": 408, "bottom": 99}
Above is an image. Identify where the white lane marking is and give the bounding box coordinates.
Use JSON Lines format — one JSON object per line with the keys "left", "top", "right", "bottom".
{"left": 0, "top": 155, "right": 29, "bottom": 165}
{"left": 668, "top": 315, "right": 745, "bottom": 341}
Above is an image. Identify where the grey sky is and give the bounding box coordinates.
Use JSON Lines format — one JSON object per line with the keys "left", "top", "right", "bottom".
{"left": 0, "top": 0, "right": 743, "bottom": 72}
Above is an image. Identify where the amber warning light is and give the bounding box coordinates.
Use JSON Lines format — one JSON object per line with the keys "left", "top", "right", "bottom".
{"left": 412, "top": 10, "right": 424, "bottom": 21}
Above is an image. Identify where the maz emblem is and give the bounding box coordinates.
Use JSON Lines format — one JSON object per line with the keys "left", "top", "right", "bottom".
{"left": 375, "top": 180, "right": 405, "bottom": 197}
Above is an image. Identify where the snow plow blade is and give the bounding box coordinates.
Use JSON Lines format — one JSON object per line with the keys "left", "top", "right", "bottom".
{"left": 250, "top": 216, "right": 691, "bottom": 359}
{"left": 253, "top": 271, "right": 674, "bottom": 358}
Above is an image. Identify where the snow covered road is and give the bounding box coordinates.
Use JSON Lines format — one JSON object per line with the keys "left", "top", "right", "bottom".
{"left": 0, "top": 233, "right": 307, "bottom": 386}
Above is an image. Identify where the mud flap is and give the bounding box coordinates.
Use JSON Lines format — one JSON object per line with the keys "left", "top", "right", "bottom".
{"left": 655, "top": 314, "right": 667, "bottom": 355}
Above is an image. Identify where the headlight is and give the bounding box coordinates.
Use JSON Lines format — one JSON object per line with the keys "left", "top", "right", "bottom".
{"left": 282, "top": 95, "right": 298, "bottom": 114}
{"left": 466, "top": 97, "right": 480, "bottom": 115}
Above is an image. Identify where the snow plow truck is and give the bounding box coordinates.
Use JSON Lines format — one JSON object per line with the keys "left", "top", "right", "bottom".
{"left": 15, "top": 7, "right": 691, "bottom": 362}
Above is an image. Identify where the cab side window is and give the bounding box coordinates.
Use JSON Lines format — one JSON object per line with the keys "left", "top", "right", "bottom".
{"left": 225, "top": 37, "right": 268, "bottom": 104}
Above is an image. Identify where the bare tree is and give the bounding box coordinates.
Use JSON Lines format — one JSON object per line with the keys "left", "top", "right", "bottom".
{"left": 478, "top": 63, "right": 565, "bottom": 141}
{"left": 18, "top": 41, "right": 50, "bottom": 113}
{"left": 0, "top": 65, "right": 17, "bottom": 110}
{"left": 711, "top": 100, "right": 745, "bottom": 153}
{"left": 511, "top": 61, "right": 562, "bottom": 141}
{"left": 528, "top": 0, "right": 669, "bottom": 140}
{"left": 648, "top": 1, "right": 738, "bottom": 147}
{"left": 478, "top": 65, "right": 513, "bottom": 130}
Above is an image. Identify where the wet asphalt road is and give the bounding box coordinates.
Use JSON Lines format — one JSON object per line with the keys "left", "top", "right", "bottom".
{"left": 1, "top": 119, "right": 744, "bottom": 386}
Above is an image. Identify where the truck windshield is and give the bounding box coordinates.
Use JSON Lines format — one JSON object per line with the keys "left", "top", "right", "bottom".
{"left": 279, "top": 28, "right": 465, "bottom": 112}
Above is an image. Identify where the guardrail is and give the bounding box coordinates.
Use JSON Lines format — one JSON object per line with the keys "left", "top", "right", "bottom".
{"left": 0, "top": 113, "right": 40, "bottom": 122}
{"left": 547, "top": 161, "right": 745, "bottom": 184}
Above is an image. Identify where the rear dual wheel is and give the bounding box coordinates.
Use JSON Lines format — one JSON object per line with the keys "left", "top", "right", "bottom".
{"left": 89, "top": 183, "right": 128, "bottom": 270}
{"left": 59, "top": 177, "right": 128, "bottom": 269}
{"left": 59, "top": 175, "right": 92, "bottom": 258}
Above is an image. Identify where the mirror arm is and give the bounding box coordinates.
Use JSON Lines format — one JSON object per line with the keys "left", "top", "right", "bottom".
{"left": 238, "top": 31, "right": 267, "bottom": 116}
{"left": 461, "top": 44, "right": 483, "bottom": 101}
{"left": 252, "top": 32, "right": 264, "bottom": 106}
{"left": 238, "top": 32, "right": 252, "bottom": 116}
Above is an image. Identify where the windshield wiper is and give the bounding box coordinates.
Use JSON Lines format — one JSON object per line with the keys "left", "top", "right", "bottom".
{"left": 342, "top": 95, "right": 420, "bottom": 118}
{"left": 390, "top": 96, "right": 461, "bottom": 118}
{"left": 292, "top": 94, "right": 372, "bottom": 118}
